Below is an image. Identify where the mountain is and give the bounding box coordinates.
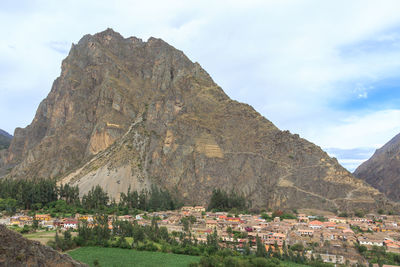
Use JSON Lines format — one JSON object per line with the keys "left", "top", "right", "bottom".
{"left": 354, "top": 133, "right": 400, "bottom": 202}
{"left": 0, "top": 29, "right": 394, "bottom": 212}
{"left": 0, "top": 129, "right": 12, "bottom": 176}
{"left": 0, "top": 129, "right": 12, "bottom": 150}
{"left": 0, "top": 225, "right": 87, "bottom": 266}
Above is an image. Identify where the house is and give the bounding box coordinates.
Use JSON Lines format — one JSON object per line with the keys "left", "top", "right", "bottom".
{"left": 328, "top": 217, "right": 347, "bottom": 224}
{"left": 78, "top": 215, "right": 94, "bottom": 222}
{"left": 297, "top": 214, "right": 309, "bottom": 223}
{"left": 309, "top": 220, "right": 323, "bottom": 229}
{"left": 282, "top": 219, "right": 297, "bottom": 225}
{"left": 9, "top": 216, "right": 19, "bottom": 225}
{"left": 63, "top": 219, "right": 78, "bottom": 230}
{"left": 181, "top": 206, "right": 194, "bottom": 212}
{"left": 323, "top": 222, "right": 336, "bottom": 230}
{"left": 53, "top": 219, "right": 64, "bottom": 228}
{"left": 266, "top": 232, "right": 286, "bottom": 244}
{"left": 384, "top": 239, "right": 400, "bottom": 253}
{"left": 35, "top": 214, "right": 51, "bottom": 222}
{"left": 206, "top": 220, "right": 218, "bottom": 229}
{"left": 298, "top": 229, "right": 314, "bottom": 237}
{"left": 352, "top": 217, "right": 368, "bottom": 223}
{"left": 358, "top": 236, "right": 384, "bottom": 247}
{"left": 316, "top": 253, "right": 345, "bottom": 264}
{"left": 165, "top": 225, "right": 184, "bottom": 233}
{"left": 117, "top": 215, "right": 135, "bottom": 222}
{"left": 218, "top": 215, "right": 227, "bottom": 220}
{"left": 193, "top": 206, "right": 206, "bottom": 212}
{"left": 10, "top": 216, "right": 33, "bottom": 227}
{"left": 18, "top": 215, "right": 32, "bottom": 222}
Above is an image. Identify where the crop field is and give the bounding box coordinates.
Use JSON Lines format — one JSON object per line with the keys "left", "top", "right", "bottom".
{"left": 68, "top": 247, "right": 200, "bottom": 267}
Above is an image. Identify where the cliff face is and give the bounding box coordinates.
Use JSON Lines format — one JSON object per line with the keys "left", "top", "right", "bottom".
{"left": 0, "top": 225, "right": 87, "bottom": 267}
{"left": 1, "top": 29, "right": 393, "bottom": 212}
{"left": 354, "top": 133, "right": 400, "bottom": 202}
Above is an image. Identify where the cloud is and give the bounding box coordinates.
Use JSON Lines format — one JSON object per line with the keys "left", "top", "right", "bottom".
{"left": 1, "top": 0, "right": 400, "bottom": 171}
{"left": 357, "top": 92, "right": 368, "bottom": 99}
{"left": 47, "top": 41, "right": 70, "bottom": 54}
{"left": 324, "top": 147, "right": 376, "bottom": 172}
{"left": 311, "top": 109, "right": 400, "bottom": 149}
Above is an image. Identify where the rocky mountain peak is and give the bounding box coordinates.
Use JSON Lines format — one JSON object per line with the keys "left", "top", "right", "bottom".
{"left": 0, "top": 29, "right": 396, "bottom": 212}
{"left": 354, "top": 133, "right": 400, "bottom": 202}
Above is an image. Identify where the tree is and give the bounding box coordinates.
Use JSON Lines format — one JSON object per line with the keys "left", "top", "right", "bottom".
{"left": 32, "top": 218, "right": 39, "bottom": 231}
{"left": 227, "top": 226, "right": 233, "bottom": 237}
{"left": 92, "top": 215, "right": 110, "bottom": 245}
{"left": 207, "top": 189, "right": 247, "bottom": 211}
{"left": 244, "top": 243, "right": 251, "bottom": 256}
{"left": 261, "top": 213, "right": 272, "bottom": 221}
{"left": 82, "top": 185, "right": 109, "bottom": 211}
{"left": 273, "top": 241, "right": 281, "bottom": 259}
{"left": 181, "top": 217, "right": 190, "bottom": 232}
{"left": 206, "top": 228, "right": 219, "bottom": 254}
{"left": 358, "top": 245, "right": 367, "bottom": 254}
{"left": 290, "top": 243, "right": 304, "bottom": 252}
{"left": 256, "top": 235, "right": 266, "bottom": 257}
{"left": 354, "top": 210, "right": 365, "bottom": 218}
{"left": 133, "top": 224, "right": 145, "bottom": 245}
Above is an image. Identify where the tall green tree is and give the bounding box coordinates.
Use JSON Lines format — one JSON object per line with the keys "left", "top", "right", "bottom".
{"left": 256, "top": 235, "right": 266, "bottom": 257}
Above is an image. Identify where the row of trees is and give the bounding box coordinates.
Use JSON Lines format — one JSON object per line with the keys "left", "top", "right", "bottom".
{"left": 0, "top": 179, "right": 65, "bottom": 210}
{"left": 50, "top": 214, "right": 221, "bottom": 257}
{"left": 0, "top": 179, "right": 255, "bottom": 215}
{"left": 207, "top": 189, "right": 248, "bottom": 212}
{"left": 119, "top": 185, "right": 180, "bottom": 212}
{"left": 0, "top": 179, "right": 181, "bottom": 215}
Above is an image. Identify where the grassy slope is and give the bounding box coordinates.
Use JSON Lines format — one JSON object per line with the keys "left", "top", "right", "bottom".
{"left": 68, "top": 247, "right": 200, "bottom": 267}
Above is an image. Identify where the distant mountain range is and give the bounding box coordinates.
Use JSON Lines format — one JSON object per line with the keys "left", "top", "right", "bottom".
{"left": 354, "top": 133, "right": 400, "bottom": 202}
{"left": 0, "top": 29, "right": 396, "bottom": 213}
{"left": 0, "top": 129, "right": 12, "bottom": 150}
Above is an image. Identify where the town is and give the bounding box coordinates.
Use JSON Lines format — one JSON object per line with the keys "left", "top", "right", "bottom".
{"left": 2, "top": 207, "right": 400, "bottom": 266}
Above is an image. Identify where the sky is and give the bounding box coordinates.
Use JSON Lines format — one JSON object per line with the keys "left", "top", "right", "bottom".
{"left": 1, "top": 0, "right": 400, "bottom": 172}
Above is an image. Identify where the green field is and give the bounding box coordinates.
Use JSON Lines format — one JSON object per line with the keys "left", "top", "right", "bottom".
{"left": 281, "top": 261, "right": 309, "bottom": 267}
{"left": 68, "top": 247, "right": 200, "bottom": 267}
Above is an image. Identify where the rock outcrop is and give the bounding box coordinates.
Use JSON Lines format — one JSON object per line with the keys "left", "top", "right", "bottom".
{"left": 0, "top": 225, "right": 87, "bottom": 267}
{"left": 1, "top": 29, "right": 394, "bottom": 212}
{"left": 354, "top": 133, "right": 400, "bottom": 202}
